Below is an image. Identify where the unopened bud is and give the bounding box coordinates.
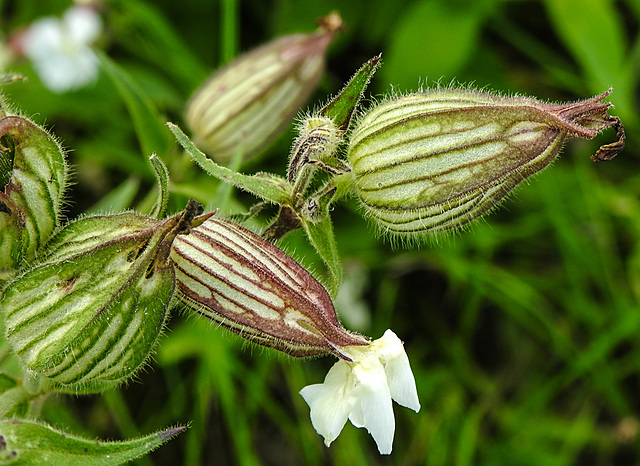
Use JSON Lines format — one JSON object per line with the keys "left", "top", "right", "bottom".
{"left": 287, "top": 114, "right": 348, "bottom": 202}
{"left": 347, "top": 88, "right": 624, "bottom": 237}
{"left": 0, "top": 115, "right": 68, "bottom": 280}
{"left": 2, "top": 202, "right": 201, "bottom": 392}
{"left": 185, "top": 12, "right": 343, "bottom": 163}
{"left": 171, "top": 215, "right": 368, "bottom": 358}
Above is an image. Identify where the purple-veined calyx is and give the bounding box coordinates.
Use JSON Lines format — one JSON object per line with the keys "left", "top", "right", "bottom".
{"left": 170, "top": 214, "right": 368, "bottom": 357}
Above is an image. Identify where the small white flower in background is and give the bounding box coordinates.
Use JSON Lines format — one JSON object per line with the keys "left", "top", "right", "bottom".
{"left": 21, "top": 6, "right": 101, "bottom": 93}
{"left": 300, "top": 329, "right": 420, "bottom": 455}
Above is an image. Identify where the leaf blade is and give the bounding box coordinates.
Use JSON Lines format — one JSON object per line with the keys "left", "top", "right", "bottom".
{"left": 0, "top": 419, "right": 186, "bottom": 465}
{"left": 168, "top": 123, "right": 292, "bottom": 205}
{"left": 320, "top": 55, "right": 381, "bottom": 131}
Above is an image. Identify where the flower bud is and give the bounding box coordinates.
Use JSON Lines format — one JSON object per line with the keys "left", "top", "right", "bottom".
{"left": 347, "top": 88, "right": 624, "bottom": 237}
{"left": 185, "top": 12, "right": 343, "bottom": 164}
{"left": 287, "top": 115, "right": 345, "bottom": 184}
{"left": 0, "top": 115, "right": 68, "bottom": 280}
{"left": 171, "top": 215, "right": 368, "bottom": 357}
{"left": 2, "top": 203, "right": 200, "bottom": 392}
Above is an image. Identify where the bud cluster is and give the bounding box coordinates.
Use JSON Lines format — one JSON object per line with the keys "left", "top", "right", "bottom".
{"left": 0, "top": 14, "right": 627, "bottom": 457}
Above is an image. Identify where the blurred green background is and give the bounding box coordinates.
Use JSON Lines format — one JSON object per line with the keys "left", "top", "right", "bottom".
{"left": 1, "top": 0, "right": 639, "bottom": 464}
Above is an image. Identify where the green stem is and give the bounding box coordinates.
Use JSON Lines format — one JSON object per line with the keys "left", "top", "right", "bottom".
{"left": 220, "top": 0, "right": 239, "bottom": 63}
{"left": 261, "top": 206, "right": 302, "bottom": 243}
{"left": 0, "top": 376, "right": 51, "bottom": 418}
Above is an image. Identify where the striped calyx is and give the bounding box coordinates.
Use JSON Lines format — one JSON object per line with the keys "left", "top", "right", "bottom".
{"left": 171, "top": 216, "right": 368, "bottom": 358}
{"left": 1, "top": 204, "right": 199, "bottom": 393}
{"left": 185, "top": 12, "right": 343, "bottom": 164}
{"left": 0, "top": 115, "right": 68, "bottom": 282}
{"left": 347, "top": 88, "right": 624, "bottom": 237}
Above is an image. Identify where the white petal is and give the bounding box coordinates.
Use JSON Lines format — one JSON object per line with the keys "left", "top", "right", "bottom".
{"left": 377, "top": 329, "right": 421, "bottom": 412}
{"left": 301, "top": 329, "right": 420, "bottom": 455}
{"left": 349, "top": 358, "right": 395, "bottom": 455}
{"left": 21, "top": 7, "right": 100, "bottom": 93}
{"left": 22, "top": 18, "right": 64, "bottom": 60}
{"left": 299, "top": 360, "right": 354, "bottom": 447}
{"left": 31, "top": 48, "right": 98, "bottom": 93}
{"left": 64, "top": 6, "right": 102, "bottom": 45}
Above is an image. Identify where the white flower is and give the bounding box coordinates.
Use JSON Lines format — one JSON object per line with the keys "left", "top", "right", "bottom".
{"left": 299, "top": 329, "right": 420, "bottom": 455}
{"left": 21, "top": 6, "right": 102, "bottom": 93}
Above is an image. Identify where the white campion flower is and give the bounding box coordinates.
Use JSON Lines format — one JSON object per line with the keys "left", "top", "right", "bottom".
{"left": 299, "top": 329, "right": 420, "bottom": 454}
{"left": 21, "top": 6, "right": 102, "bottom": 93}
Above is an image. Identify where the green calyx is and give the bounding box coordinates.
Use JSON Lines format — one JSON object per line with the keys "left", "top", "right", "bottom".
{"left": 347, "top": 88, "right": 624, "bottom": 238}
{"left": 0, "top": 115, "right": 68, "bottom": 282}
{"left": 2, "top": 202, "right": 201, "bottom": 393}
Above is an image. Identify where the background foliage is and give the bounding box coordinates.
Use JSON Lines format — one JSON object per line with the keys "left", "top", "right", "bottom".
{"left": 1, "top": 0, "right": 639, "bottom": 464}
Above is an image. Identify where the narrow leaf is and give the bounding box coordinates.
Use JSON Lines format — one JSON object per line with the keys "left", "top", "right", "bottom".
{"left": 320, "top": 55, "right": 381, "bottom": 131}
{"left": 0, "top": 419, "right": 186, "bottom": 465}
{"left": 168, "top": 123, "right": 292, "bottom": 205}
{"left": 301, "top": 214, "right": 341, "bottom": 298}
{"left": 110, "top": 0, "right": 208, "bottom": 90}
{"left": 148, "top": 154, "right": 170, "bottom": 219}
{"left": 98, "top": 53, "right": 172, "bottom": 159}
{"left": 543, "top": 0, "right": 626, "bottom": 91}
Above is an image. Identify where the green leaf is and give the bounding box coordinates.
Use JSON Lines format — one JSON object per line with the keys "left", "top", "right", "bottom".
{"left": 110, "top": 0, "right": 208, "bottom": 90}
{"left": 542, "top": 0, "right": 638, "bottom": 127}
{"left": 148, "top": 154, "right": 169, "bottom": 219}
{"left": 0, "top": 419, "right": 186, "bottom": 465}
{"left": 98, "top": 53, "right": 172, "bottom": 159}
{"left": 543, "top": 0, "right": 626, "bottom": 91}
{"left": 299, "top": 184, "right": 342, "bottom": 297}
{"left": 320, "top": 55, "right": 381, "bottom": 131}
{"left": 381, "top": 0, "right": 488, "bottom": 89}
{"left": 168, "top": 123, "right": 292, "bottom": 205}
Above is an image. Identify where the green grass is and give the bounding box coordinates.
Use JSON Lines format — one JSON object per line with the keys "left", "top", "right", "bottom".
{"left": 1, "top": 0, "right": 639, "bottom": 464}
